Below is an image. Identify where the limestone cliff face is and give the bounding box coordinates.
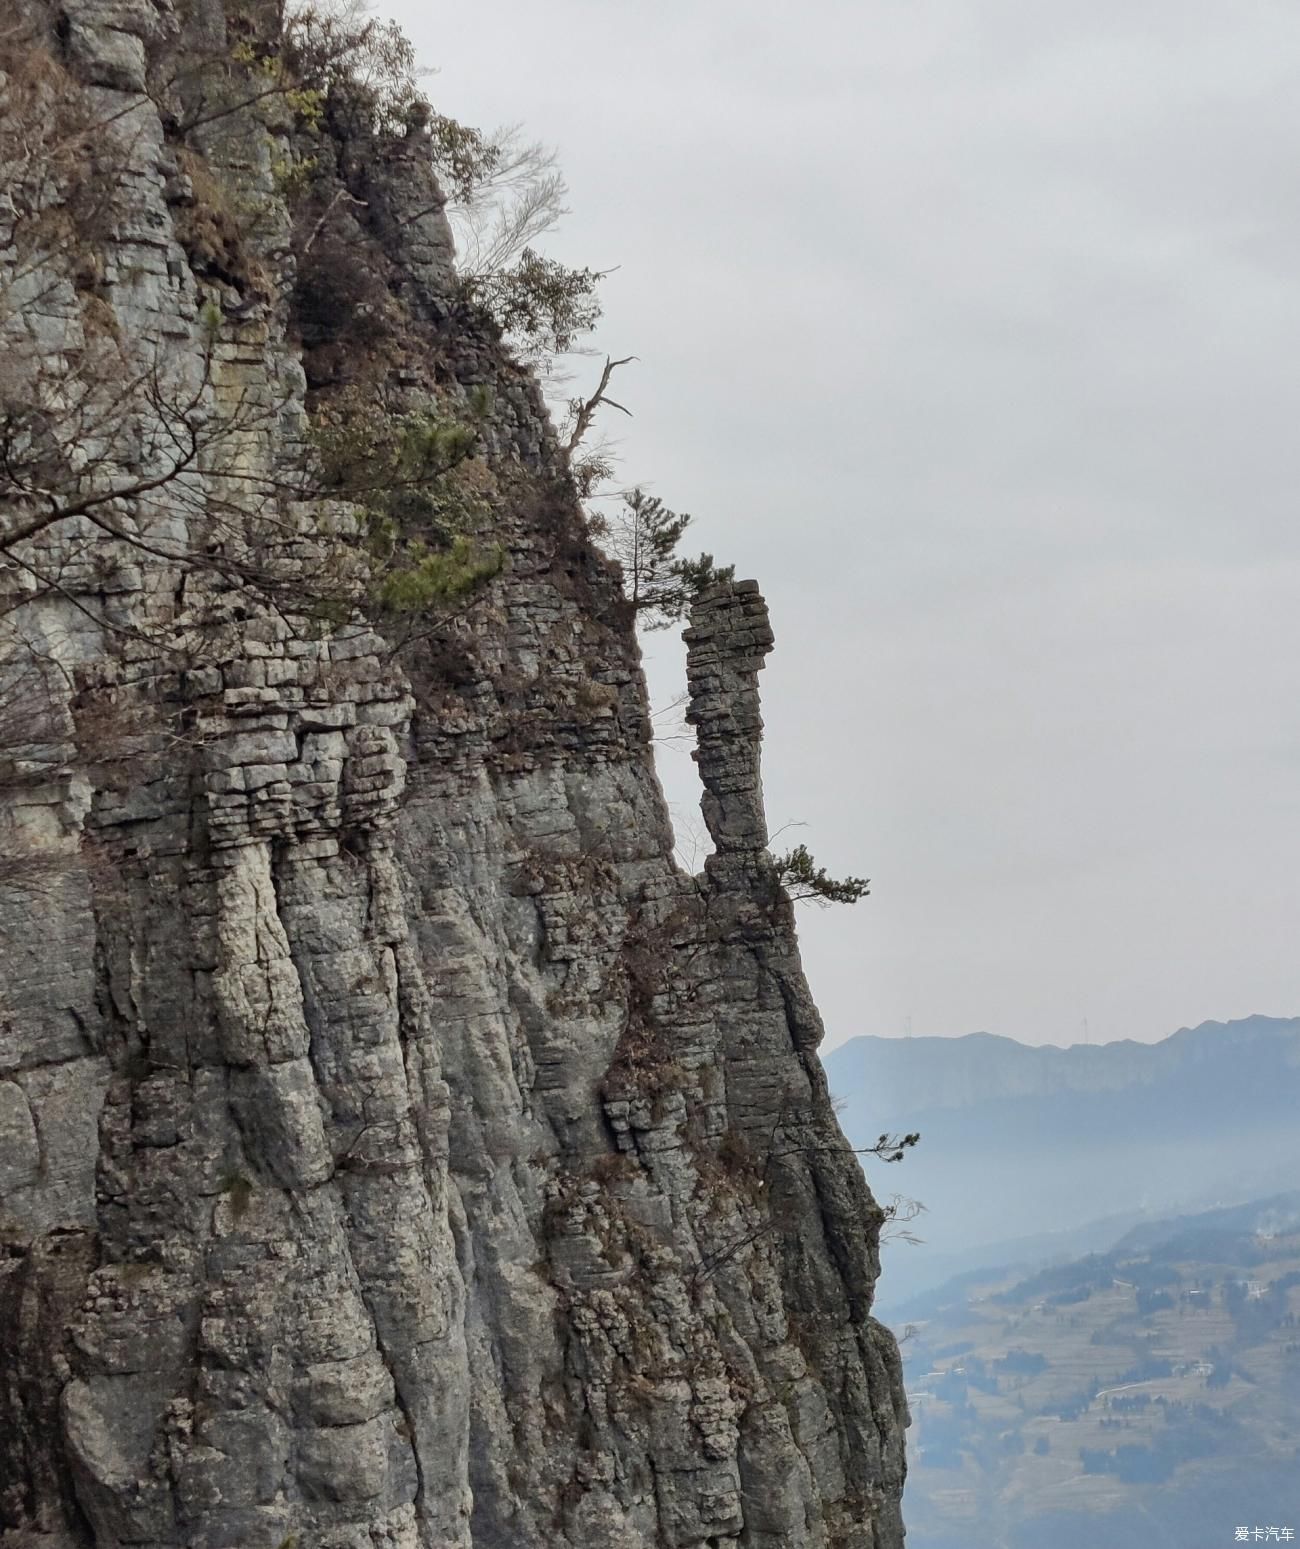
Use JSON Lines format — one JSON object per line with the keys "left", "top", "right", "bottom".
{"left": 0, "top": 4, "right": 908, "bottom": 1546}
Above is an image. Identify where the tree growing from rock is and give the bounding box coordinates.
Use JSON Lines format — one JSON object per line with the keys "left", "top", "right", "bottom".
{"left": 590, "top": 487, "right": 733, "bottom": 629}
{"left": 773, "top": 842, "right": 870, "bottom": 906}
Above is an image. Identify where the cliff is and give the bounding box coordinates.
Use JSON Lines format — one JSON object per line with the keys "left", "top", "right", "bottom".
{"left": 0, "top": 4, "right": 908, "bottom": 1546}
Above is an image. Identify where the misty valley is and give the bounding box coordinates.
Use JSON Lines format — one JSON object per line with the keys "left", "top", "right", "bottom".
{"left": 829, "top": 1016, "right": 1300, "bottom": 1546}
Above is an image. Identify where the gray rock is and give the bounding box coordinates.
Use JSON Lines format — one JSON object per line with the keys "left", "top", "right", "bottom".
{"left": 0, "top": 4, "right": 907, "bottom": 1545}
{"left": 0, "top": 1082, "right": 39, "bottom": 1196}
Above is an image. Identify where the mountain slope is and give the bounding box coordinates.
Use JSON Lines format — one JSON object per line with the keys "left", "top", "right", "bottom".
{"left": 897, "top": 1194, "right": 1300, "bottom": 1549}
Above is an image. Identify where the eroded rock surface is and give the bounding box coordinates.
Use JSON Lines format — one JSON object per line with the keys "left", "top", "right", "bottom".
{"left": 0, "top": 3, "right": 908, "bottom": 1545}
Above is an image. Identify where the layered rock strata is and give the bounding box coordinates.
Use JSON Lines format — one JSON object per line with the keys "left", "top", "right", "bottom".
{"left": 0, "top": 3, "right": 908, "bottom": 1545}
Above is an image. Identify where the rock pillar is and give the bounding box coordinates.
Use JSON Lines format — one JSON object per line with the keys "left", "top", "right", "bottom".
{"left": 683, "top": 580, "right": 775, "bottom": 854}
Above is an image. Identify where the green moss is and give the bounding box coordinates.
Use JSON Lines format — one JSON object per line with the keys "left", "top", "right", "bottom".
{"left": 218, "top": 1169, "right": 255, "bottom": 1222}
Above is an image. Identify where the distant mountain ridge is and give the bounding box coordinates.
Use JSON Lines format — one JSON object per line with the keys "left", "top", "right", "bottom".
{"left": 824, "top": 1015, "right": 1300, "bottom": 1311}
{"left": 825, "top": 1014, "right": 1300, "bottom": 1113}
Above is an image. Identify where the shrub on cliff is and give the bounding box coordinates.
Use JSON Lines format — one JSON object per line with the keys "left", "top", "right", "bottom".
{"left": 272, "top": 2, "right": 604, "bottom": 363}
{"left": 310, "top": 388, "right": 505, "bottom": 617}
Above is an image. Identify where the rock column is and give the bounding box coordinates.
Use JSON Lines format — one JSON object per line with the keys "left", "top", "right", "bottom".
{"left": 683, "top": 580, "right": 775, "bottom": 855}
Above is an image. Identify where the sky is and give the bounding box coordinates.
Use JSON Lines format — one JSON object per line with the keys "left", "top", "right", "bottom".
{"left": 393, "top": 0, "right": 1300, "bottom": 1049}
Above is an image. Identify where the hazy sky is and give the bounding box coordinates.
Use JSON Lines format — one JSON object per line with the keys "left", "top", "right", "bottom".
{"left": 394, "top": 0, "right": 1300, "bottom": 1049}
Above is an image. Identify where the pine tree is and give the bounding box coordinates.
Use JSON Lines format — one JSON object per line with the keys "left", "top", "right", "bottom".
{"left": 594, "top": 487, "right": 733, "bottom": 629}
{"left": 773, "top": 843, "right": 870, "bottom": 905}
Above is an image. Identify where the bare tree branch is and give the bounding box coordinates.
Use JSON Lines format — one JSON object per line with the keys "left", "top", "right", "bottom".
{"left": 563, "top": 354, "right": 635, "bottom": 456}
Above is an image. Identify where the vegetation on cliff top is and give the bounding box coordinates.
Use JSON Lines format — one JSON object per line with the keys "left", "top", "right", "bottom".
{"left": 0, "top": 0, "right": 871, "bottom": 911}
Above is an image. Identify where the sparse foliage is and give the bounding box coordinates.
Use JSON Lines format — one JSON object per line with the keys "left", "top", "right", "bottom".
{"left": 693, "top": 1097, "right": 922, "bottom": 1288}
{"left": 279, "top": 1, "right": 424, "bottom": 133}
{"left": 462, "top": 247, "right": 604, "bottom": 361}
{"left": 444, "top": 125, "right": 566, "bottom": 274}
{"left": 166, "top": 2, "right": 605, "bottom": 369}
{"left": 0, "top": 25, "right": 128, "bottom": 321}
{"left": 881, "top": 1194, "right": 927, "bottom": 1245}
{"left": 433, "top": 121, "right": 606, "bottom": 364}
{"left": 774, "top": 843, "right": 870, "bottom": 906}
{"left": 859, "top": 1132, "right": 922, "bottom": 1164}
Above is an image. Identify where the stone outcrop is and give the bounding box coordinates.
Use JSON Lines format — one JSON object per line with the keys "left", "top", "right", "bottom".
{"left": 0, "top": 3, "right": 908, "bottom": 1546}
